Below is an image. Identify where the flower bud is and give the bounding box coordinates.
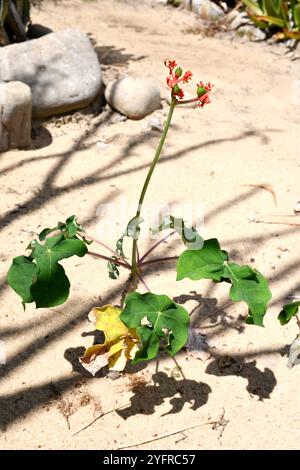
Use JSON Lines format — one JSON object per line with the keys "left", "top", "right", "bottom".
{"left": 172, "top": 84, "right": 184, "bottom": 99}
{"left": 197, "top": 86, "right": 207, "bottom": 97}
{"left": 175, "top": 67, "right": 183, "bottom": 78}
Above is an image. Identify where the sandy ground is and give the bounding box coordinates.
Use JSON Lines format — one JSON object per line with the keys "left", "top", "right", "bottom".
{"left": 0, "top": 0, "right": 300, "bottom": 450}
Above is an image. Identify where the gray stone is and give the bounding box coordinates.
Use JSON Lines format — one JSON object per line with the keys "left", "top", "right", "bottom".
{"left": 226, "top": 10, "right": 266, "bottom": 41}
{"left": 294, "top": 201, "right": 300, "bottom": 213}
{"left": 105, "top": 76, "right": 161, "bottom": 120}
{"left": 152, "top": 0, "right": 168, "bottom": 4}
{"left": 229, "top": 11, "right": 250, "bottom": 30}
{"left": 0, "top": 29, "right": 103, "bottom": 118}
{"left": 236, "top": 24, "right": 266, "bottom": 41}
{"left": 0, "top": 81, "right": 32, "bottom": 152}
{"left": 184, "top": 0, "right": 225, "bottom": 20}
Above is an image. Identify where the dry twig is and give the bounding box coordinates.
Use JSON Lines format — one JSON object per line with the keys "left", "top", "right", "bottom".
{"left": 117, "top": 420, "right": 222, "bottom": 450}
{"left": 71, "top": 402, "right": 130, "bottom": 436}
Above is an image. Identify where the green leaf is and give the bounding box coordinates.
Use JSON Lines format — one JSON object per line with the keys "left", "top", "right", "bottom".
{"left": 256, "top": 14, "right": 285, "bottom": 26}
{"left": 242, "top": 0, "right": 264, "bottom": 15}
{"left": 263, "top": 0, "right": 280, "bottom": 18}
{"left": 116, "top": 238, "right": 125, "bottom": 259}
{"left": 278, "top": 301, "right": 300, "bottom": 325}
{"left": 248, "top": 13, "right": 270, "bottom": 28}
{"left": 176, "top": 238, "right": 271, "bottom": 326}
{"left": 223, "top": 262, "right": 272, "bottom": 326}
{"left": 152, "top": 215, "right": 203, "bottom": 250}
{"left": 107, "top": 260, "right": 120, "bottom": 280}
{"left": 120, "top": 292, "right": 190, "bottom": 363}
{"left": 7, "top": 256, "right": 37, "bottom": 304}
{"left": 39, "top": 227, "right": 57, "bottom": 241}
{"left": 116, "top": 215, "right": 143, "bottom": 259}
{"left": 39, "top": 215, "right": 85, "bottom": 241}
{"left": 0, "top": 0, "right": 9, "bottom": 26}
{"left": 176, "top": 238, "right": 228, "bottom": 282}
{"left": 125, "top": 215, "right": 143, "bottom": 240}
{"left": 293, "top": 3, "right": 300, "bottom": 28}
{"left": 21, "top": 0, "right": 30, "bottom": 23}
{"left": 31, "top": 263, "right": 70, "bottom": 308}
{"left": 8, "top": 232, "right": 88, "bottom": 309}
{"left": 60, "top": 215, "right": 84, "bottom": 239}
{"left": 278, "top": 0, "right": 290, "bottom": 28}
{"left": 30, "top": 235, "right": 88, "bottom": 308}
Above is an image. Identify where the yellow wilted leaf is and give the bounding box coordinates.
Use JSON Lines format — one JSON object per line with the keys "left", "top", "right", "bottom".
{"left": 89, "top": 305, "right": 129, "bottom": 344}
{"left": 108, "top": 336, "right": 140, "bottom": 371}
{"left": 80, "top": 344, "right": 109, "bottom": 376}
{"left": 80, "top": 305, "right": 140, "bottom": 375}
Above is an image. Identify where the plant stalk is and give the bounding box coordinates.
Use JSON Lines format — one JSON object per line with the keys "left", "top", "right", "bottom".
{"left": 139, "top": 230, "right": 176, "bottom": 262}
{"left": 88, "top": 251, "right": 131, "bottom": 270}
{"left": 140, "top": 256, "right": 179, "bottom": 267}
{"left": 131, "top": 98, "right": 176, "bottom": 272}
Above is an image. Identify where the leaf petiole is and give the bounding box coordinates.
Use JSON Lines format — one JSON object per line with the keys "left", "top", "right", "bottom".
{"left": 88, "top": 251, "right": 132, "bottom": 270}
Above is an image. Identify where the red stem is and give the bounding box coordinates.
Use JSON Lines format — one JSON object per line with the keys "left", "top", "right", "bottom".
{"left": 139, "top": 231, "right": 176, "bottom": 262}
{"left": 176, "top": 97, "right": 200, "bottom": 106}
{"left": 136, "top": 273, "right": 151, "bottom": 292}
{"left": 88, "top": 251, "right": 132, "bottom": 270}
{"left": 139, "top": 256, "right": 179, "bottom": 267}
{"left": 84, "top": 234, "right": 131, "bottom": 266}
{"left": 84, "top": 234, "right": 115, "bottom": 254}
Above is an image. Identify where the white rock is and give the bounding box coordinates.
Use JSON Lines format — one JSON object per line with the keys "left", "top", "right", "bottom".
{"left": 105, "top": 76, "right": 161, "bottom": 120}
{"left": 229, "top": 11, "right": 249, "bottom": 29}
{"left": 145, "top": 116, "right": 164, "bottom": 132}
{"left": 183, "top": 0, "right": 225, "bottom": 20}
{"left": 294, "top": 201, "right": 300, "bottom": 213}
{"left": 288, "top": 335, "right": 300, "bottom": 368}
{"left": 236, "top": 24, "right": 266, "bottom": 41}
{"left": 96, "top": 141, "right": 108, "bottom": 152}
{"left": 0, "top": 29, "right": 103, "bottom": 118}
{"left": 225, "top": 10, "right": 240, "bottom": 24}
{"left": 0, "top": 81, "right": 32, "bottom": 152}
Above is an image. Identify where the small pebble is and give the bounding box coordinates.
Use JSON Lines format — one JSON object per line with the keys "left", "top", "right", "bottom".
{"left": 294, "top": 201, "right": 300, "bottom": 213}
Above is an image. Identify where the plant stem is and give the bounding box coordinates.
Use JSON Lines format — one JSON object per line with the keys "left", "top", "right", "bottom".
{"left": 136, "top": 273, "right": 151, "bottom": 292}
{"left": 139, "top": 256, "right": 179, "bottom": 267}
{"left": 84, "top": 234, "right": 131, "bottom": 266}
{"left": 139, "top": 230, "right": 176, "bottom": 263}
{"left": 88, "top": 251, "right": 131, "bottom": 270}
{"left": 84, "top": 235, "right": 114, "bottom": 255}
{"left": 131, "top": 98, "right": 176, "bottom": 271}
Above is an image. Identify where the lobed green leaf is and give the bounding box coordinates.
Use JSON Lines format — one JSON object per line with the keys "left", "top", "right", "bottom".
{"left": 7, "top": 256, "right": 37, "bottom": 304}
{"left": 120, "top": 292, "right": 190, "bottom": 363}
{"left": 278, "top": 301, "right": 300, "bottom": 325}
{"left": 223, "top": 262, "right": 272, "bottom": 326}
{"left": 176, "top": 239, "right": 271, "bottom": 326}
{"left": 7, "top": 217, "right": 89, "bottom": 309}
{"left": 176, "top": 238, "right": 228, "bottom": 282}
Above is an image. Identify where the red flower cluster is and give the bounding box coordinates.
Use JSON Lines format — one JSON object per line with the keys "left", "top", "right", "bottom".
{"left": 165, "top": 60, "right": 193, "bottom": 99}
{"left": 165, "top": 60, "right": 213, "bottom": 108}
{"left": 196, "top": 81, "right": 213, "bottom": 108}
